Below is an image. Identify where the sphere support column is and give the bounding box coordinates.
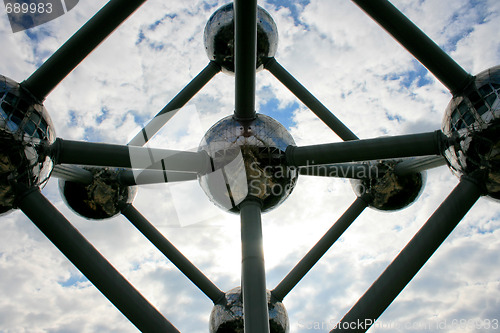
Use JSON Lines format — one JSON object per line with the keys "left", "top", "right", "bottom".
{"left": 234, "top": 0, "right": 257, "bottom": 120}
{"left": 331, "top": 176, "right": 482, "bottom": 332}
{"left": 15, "top": 187, "right": 179, "bottom": 332}
{"left": 240, "top": 199, "right": 270, "bottom": 333}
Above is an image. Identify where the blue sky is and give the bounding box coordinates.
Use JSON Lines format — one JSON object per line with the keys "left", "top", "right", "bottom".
{"left": 0, "top": 0, "right": 500, "bottom": 332}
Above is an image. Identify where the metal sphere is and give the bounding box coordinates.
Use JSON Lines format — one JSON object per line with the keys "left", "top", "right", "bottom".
{"left": 209, "top": 287, "right": 289, "bottom": 333}
{"left": 442, "top": 65, "right": 500, "bottom": 200}
{"left": 59, "top": 167, "right": 137, "bottom": 220}
{"left": 351, "top": 160, "right": 425, "bottom": 211}
{"left": 0, "top": 75, "right": 55, "bottom": 214}
{"left": 203, "top": 2, "right": 278, "bottom": 75}
{"left": 198, "top": 114, "right": 298, "bottom": 213}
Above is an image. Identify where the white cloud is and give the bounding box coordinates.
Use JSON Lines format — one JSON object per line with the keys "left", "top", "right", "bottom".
{"left": 0, "top": 0, "right": 499, "bottom": 332}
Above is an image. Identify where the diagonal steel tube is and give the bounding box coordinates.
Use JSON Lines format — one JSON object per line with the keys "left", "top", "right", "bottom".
{"left": 240, "top": 199, "right": 270, "bottom": 333}
{"left": 50, "top": 138, "right": 212, "bottom": 174}
{"left": 128, "top": 61, "right": 221, "bottom": 146}
{"left": 265, "top": 58, "right": 359, "bottom": 141}
{"left": 272, "top": 198, "right": 368, "bottom": 302}
{"left": 121, "top": 205, "right": 225, "bottom": 304}
{"left": 331, "top": 176, "right": 483, "bottom": 332}
{"left": 16, "top": 187, "right": 179, "bottom": 333}
{"left": 286, "top": 131, "right": 444, "bottom": 167}
{"left": 21, "top": 0, "right": 147, "bottom": 100}
{"left": 351, "top": 0, "right": 473, "bottom": 94}
{"left": 233, "top": 0, "right": 258, "bottom": 120}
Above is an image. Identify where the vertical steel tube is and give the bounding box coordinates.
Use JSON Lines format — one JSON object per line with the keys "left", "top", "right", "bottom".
{"left": 331, "top": 177, "right": 482, "bottom": 332}
{"left": 16, "top": 187, "right": 179, "bottom": 333}
{"left": 265, "top": 58, "right": 359, "bottom": 141}
{"left": 21, "top": 0, "right": 147, "bottom": 100}
{"left": 233, "top": 0, "right": 258, "bottom": 121}
{"left": 121, "top": 205, "right": 225, "bottom": 304}
{"left": 351, "top": 0, "right": 473, "bottom": 94}
{"left": 240, "top": 199, "right": 270, "bottom": 333}
{"left": 128, "top": 62, "right": 221, "bottom": 146}
{"left": 272, "top": 198, "right": 368, "bottom": 301}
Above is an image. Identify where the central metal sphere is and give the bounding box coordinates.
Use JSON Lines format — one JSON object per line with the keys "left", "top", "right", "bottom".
{"left": 442, "top": 65, "right": 500, "bottom": 200}
{"left": 0, "top": 75, "right": 55, "bottom": 214}
{"left": 198, "top": 114, "right": 297, "bottom": 213}
{"left": 209, "top": 287, "right": 289, "bottom": 333}
{"left": 203, "top": 2, "right": 278, "bottom": 75}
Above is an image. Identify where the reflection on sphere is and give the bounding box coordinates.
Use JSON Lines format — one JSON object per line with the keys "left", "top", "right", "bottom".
{"left": 442, "top": 66, "right": 500, "bottom": 200}
{"left": 0, "top": 75, "right": 55, "bottom": 214}
{"left": 198, "top": 114, "right": 297, "bottom": 213}
{"left": 203, "top": 3, "right": 278, "bottom": 74}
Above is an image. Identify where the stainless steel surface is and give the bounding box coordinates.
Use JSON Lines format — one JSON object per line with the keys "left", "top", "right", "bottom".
{"left": 203, "top": 3, "right": 278, "bottom": 75}
{"left": 0, "top": 75, "right": 55, "bottom": 214}
{"left": 442, "top": 65, "right": 500, "bottom": 200}
{"left": 198, "top": 113, "right": 298, "bottom": 213}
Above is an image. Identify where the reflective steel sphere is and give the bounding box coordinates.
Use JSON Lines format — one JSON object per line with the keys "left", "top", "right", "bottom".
{"left": 203, "top": 2, "right": 278, "bottom": 74}
{"left": 351, "top": 160, "right": 425, "bottom": 211}
{"left": 442, "top": 65, "right": 500, "bottom": 200}
{"left": 59, "top": 167, "right": 137, "bottom": 220}
{"left": 209, "top": 287, "right": 289, "bottom": 333}
{"left": 0, "top": 75, "right": 55, "bottom": 214}
{"left": 198, "top": 114, "right": 297, "bottom": 213}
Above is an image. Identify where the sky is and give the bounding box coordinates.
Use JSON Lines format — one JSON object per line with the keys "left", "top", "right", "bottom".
{"left": 0, "top": 0, "right": 500, "bottom": 332}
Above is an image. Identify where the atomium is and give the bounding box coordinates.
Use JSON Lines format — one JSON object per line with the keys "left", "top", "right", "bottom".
{"left": 209, "top": 287, "right": 289, "bottom": 333}
{"left": 0, "top": 75, "right": 55, "bottom": 214}
{"left": 1, "top": 0, "right": 499, "bottom": 332}
{"left": 442, "top": 65, "right": 500, "bottom": 200}
{"left": 351, "top": 160, "right": 426, "bottom": 211}
{"left": 204, "top": 2, "right": 278, "bottom": 74}
{"left": 198, "top": 114, "right": 298, "bottom": 213}
{"left": 59, "top": 167, "right": 137, "bottom": 220}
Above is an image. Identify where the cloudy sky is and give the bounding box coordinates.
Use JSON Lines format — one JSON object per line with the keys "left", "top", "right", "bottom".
{"left": 1, "top": 0, "right": 500, "bottom": 332}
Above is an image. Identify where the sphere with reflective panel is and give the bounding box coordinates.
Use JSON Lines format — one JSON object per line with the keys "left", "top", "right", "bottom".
{"left": 198, "top": 114, "right": 297, "bottom": 213}
{"left": 203, "top": 2, "right": 278, "bottom": 74}
{"left": 0, "top": 75, "right": 55, "bottom": 214}
{"left": 351, "top": 160, "right": 425, "bottom": 211}
{"left": 59, "top": 167, "right": 137, "bottom": 220}
{"left": 442, "top": 65, "right": 500, "bottom": 200}
{"left": 209, "top": 287, "right": 289, "bottom": 333}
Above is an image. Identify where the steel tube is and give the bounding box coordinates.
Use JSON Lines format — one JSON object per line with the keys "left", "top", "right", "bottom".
{"left": 351, "top": 0, "right": 473, "bottom": 94}
{"left": 21, "top": 0, "right": 147, "bottom": 100}
{"left": 331, "top": 176, "right": 483, "bottom": 332}
{"left": 118, "top": 169, "right": 197, "bottom": 186}
{"left": 121, "top": 205, "right": 225, "bottom": 304}
{"left": 394, "top": 156, "right": 447, "bottom": 176}
{"left": 286, "top": 131, "right": 444, "bottom": 167}
{"left": 240, "top": 199, "right": 270, "bottom": 333}
{"left": 128, "top": 61, "right": 221, "bottom": 146}
{"left": 233, "top": 0, "right": 258, "bottom": 120}
{"left": 51, "top": 164, "right": 94, "bottom": 184}
{"left": 51, "top": 138, "right": 211, "bottom": 173}
{"left": 265, "top": 58, "right": 359, "bottom": 141}
{"left": 299, "top": 163, "right": 380, "bottom": 179}
{"left": 16, "top": 187, "right": 179, "bottom": 333}
{"left": 272, "top": 198, "right": 368, "bottom": 302}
